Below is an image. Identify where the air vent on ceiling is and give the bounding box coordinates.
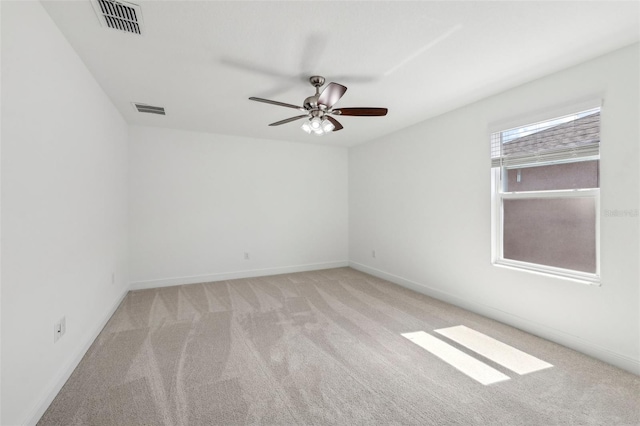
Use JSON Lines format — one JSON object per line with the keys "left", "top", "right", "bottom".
{"left": 91, "top": 0, "right": 143, "bottom": 35}
{"left": 133, "top": 103, "right": 165, "bottom": 115}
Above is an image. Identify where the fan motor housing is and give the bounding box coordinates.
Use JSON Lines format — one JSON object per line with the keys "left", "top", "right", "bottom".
{"left": 304, "top": 95, "right": 319, "bottom": 111}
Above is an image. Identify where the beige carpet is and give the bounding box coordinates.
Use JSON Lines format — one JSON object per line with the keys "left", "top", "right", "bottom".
{"left": 39, "top": 267, "right": 640, "bottom": 425}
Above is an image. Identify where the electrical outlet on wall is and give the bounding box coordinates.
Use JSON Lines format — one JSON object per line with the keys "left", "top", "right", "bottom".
{"left": 54, "top": 316, "right": 66, "bottom": 343}
{"left": 54, "top": 322, "right": 62, "bottom": 343}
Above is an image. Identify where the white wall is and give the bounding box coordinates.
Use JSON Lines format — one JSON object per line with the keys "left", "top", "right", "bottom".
{"left": 1, "top": 2, "right": 129, "bottom": 425}
{"left": 128, "top": 126, "right": 348, "bottom": 288}
{"left": 349, "top": 44, "right": 639, "bottom": 374}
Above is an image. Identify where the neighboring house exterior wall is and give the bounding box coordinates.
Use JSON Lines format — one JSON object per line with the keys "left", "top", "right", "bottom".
{"left": 503, "top": 196, "right": 597, "bottom": 272}
{"left": 505, "top": 160, "right": 598, "bottom": 192}
{"left": 503, "top": 160, "right": 599, "bottom": 272}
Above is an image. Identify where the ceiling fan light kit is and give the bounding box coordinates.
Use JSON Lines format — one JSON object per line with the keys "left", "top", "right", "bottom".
{"left": 249, "top": 76, "right": 387, "bottom": 136}
{"left": 301, "top": 116, "right": 335, "bottom": 136}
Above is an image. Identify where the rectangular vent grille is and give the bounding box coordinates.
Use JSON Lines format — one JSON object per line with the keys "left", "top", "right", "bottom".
{"left": 133, "top": 103, "right": 166, "bottom": 115}
{"left": 93, "top": 0, "right": 143, "bottom": 35}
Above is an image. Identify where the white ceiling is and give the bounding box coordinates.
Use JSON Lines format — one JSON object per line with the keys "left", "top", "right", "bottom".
{"left": 41, "top": 0, "right": 639, "bottom": 147}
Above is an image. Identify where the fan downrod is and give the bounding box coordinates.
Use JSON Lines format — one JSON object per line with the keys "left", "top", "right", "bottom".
{"left": 305, "top": 76, "right": 327, "bottom": 110}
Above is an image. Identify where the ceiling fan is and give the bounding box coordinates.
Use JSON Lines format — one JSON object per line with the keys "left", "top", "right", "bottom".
{"left": 249, "top": 76, "right": 388, "bottom": 135}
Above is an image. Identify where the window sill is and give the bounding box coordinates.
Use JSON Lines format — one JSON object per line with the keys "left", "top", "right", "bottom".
{"left": 492, "top": 260, "right": 601, "bottom": 286}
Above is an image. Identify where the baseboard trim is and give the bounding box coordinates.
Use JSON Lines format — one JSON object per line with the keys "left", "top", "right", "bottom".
{"left": 349, "top": 261, "right": 640, "bottom": 375}
{"left": 24, "top": 287, "right": 129, "bottom": 426}
{"left": 129, "top": 261, "right": 350, "bottom": 290}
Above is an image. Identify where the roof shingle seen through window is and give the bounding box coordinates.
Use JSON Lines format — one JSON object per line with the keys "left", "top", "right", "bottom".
{"left": 503, "top": 112, "right": 600, "bottom": 156}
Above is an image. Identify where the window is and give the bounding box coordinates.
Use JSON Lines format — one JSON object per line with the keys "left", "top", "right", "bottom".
{"left": 491, "top": 106, "right": 601, "bottom": 284}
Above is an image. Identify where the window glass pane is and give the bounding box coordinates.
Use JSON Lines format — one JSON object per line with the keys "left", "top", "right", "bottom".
{"left": 501, "top": 110, "right": 599, "bottom": 152}
{"left": 505, "top": 160, "right": 599, "bottom": 192}
{"left": 503, "top": 197, "right": 596, "bottom": 273}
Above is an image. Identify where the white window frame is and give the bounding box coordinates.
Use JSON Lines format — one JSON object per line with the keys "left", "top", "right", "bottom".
{"left": 490, "top": 107, "right": 602, "bottom": 286}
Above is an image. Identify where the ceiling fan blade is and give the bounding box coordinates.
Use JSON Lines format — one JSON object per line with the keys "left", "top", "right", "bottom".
{"left": 326, "top": 116, "right": 343, "bottom": 131}
{"left": 317, "top": 82, "right": 347, "bottom": 108}
{"left": 249, "top": 97, "right": 302, "bottom": 110}
{"left": 268, "top": 115, "right": 308, "bottom": 126}
{"left": 333, "top": 107, "right": 388, "bottom": 116}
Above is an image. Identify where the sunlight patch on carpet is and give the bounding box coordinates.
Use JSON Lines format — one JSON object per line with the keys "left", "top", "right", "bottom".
{"left": 402, "top": 331, "right": 511, "bottom": 385}
{"left": 435, "top": 325, "right": 553, "bottom": 375}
